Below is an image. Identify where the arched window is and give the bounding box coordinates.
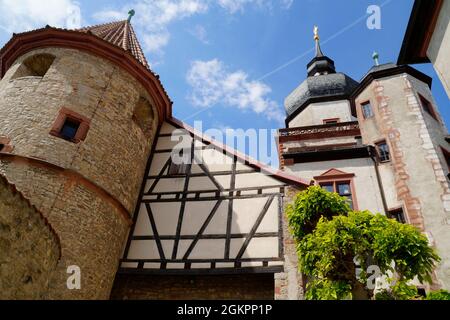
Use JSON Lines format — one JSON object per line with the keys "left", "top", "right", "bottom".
{"left": 11, "top": 53, "right": 56, "bottom": 79}
{"left": 133, "top": 97, "right": 155, "bottom": 135}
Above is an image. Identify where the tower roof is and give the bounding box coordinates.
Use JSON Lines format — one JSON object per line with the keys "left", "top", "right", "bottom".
{"left": 284, "top": 26, "right": 358, "bottom": 125}
{"left": 78, "top": 20, "right": 149, "bottom": 68}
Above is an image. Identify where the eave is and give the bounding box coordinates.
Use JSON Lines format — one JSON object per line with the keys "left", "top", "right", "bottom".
{"left": 397, "top": 0, "right": 444, "bottom": 65}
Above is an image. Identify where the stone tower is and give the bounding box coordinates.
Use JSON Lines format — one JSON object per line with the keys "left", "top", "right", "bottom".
{"left": 353, "top": 62, "right": 450, "bottom": 290}
{"left": 0, "top": 20, "right": 171, "bottom": 299}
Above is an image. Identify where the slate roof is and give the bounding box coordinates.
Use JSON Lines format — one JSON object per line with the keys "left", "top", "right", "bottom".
{"left": 284, "top": 72, "right": 359, "bottom": 117}
{"left": 77, "top": 20, "right": 149, "bottom": 68}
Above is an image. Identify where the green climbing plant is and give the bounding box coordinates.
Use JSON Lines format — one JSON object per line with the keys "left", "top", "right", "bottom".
{"left": 286, "top": 186, "right": 441, "bottom": 300}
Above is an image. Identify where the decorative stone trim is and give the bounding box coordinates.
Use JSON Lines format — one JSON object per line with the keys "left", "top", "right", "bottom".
{"left": 403, "top": 76, "right": 450, "bottom": 215}
{"left": 372, "top": 79, "right": 425, "bottom": 230}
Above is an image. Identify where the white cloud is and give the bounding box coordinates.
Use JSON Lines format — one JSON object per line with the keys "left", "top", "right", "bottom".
{"left": 187, "top": 59, "right": 284, "bottom": 123}
{"left": 189, "top": 25, "right": 209, "bottom": 44}
{"left": 93, "top": 0, "right": 208, "bottom": 61}
{"left": 0, "top": 0, "right": 82, "bottom": 33}
{"left": 280, "top": 0, "right": 294, "bottom": 9}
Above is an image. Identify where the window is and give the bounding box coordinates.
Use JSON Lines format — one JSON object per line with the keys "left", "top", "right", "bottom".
{"left": 419, "top": 94, "right": 438, "bottom": 121}
{"left": 60, "top": 118, "right": 80, "bottom": 141}
{"left": 361, "top": 101, "right": 374, "bottom": 119}
{"left": 388, "top": 208, "right": 406, "bottom": 224}
{"left": 133, "top": 96, "right": 155, "bottom": 136}
{"left": 441, "top": 147, "right": 450, "bottom": 170}
{"left": 376, "top": 141, "right": 390, "bottom": 162}
{"left": 168, "top": 159, "right": 189, "bottom": 176}
{"left": 168, "top": 149, "right": 189, "bottom": 176}
{"left": 11, "top": 53, "right": 56, "bottom": 79}
{"left": 323, "top": 118, "right": 340, "bottom": 124}
{"left": 320, "top": 181, "right": 355, "bottom": 209}
{"left": 0, "top": 137, "right": 13, "bottom": 153}
{"left": 50, "top": 107, "right": 90, "bottom": 143}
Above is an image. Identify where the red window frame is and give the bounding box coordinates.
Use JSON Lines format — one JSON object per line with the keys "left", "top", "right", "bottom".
{"left": 314, "top": 170, "right": 358, "bottom": 210}
{"left": 50, "top": 107, "right": 90, "bottom": 144}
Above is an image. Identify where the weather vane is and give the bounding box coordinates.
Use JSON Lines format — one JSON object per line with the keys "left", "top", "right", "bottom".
{"left": 128, "top": 9, "right": 135, "bottom": 22}
{"left": 314, "top": 25, "right": 320, "bottom": 41}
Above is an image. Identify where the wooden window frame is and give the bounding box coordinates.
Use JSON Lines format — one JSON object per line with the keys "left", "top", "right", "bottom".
{"left": 387, "top": 207, "right": 407, "bottom": 224}
{"left": 50, "top": 107, "right": 90, "bottom": 144}
{"left": 361, "top": 101, "right": 374, "bottom": 119}
{"left": 418, "top": 94, "right": 439, "bottom": 121}
{"left": 314, "top": 172, "right": 358, "bottom": 210}
{"left": 323, "top": 118, "right": 340, "bottom": 124}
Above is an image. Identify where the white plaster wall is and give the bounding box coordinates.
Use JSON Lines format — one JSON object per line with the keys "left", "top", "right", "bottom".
{"left": 427, "top": 0, "right": 450, "bottom": 99}
{"left": 284, "top": 158, "right": 385, "bottom": 214}
{"left": 288, "top": 100, "right": 356, "bottom": 128}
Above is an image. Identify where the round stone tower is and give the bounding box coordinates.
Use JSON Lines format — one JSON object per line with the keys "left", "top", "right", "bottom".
{"left": 0, "top": 20, "right": 171, "bottom": 299}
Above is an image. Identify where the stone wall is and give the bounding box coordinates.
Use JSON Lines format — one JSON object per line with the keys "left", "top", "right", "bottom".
{"left": 0, "top": 175, "right": 60, "bottom": 300}
{"left": 111, "top": 273, "right": 274, "bottom": 300}
{"left": 0, "top": 47, "right": 159, "bottom": 299}
{"left": 275, "top": 187, "right": 304, "bottom": 300}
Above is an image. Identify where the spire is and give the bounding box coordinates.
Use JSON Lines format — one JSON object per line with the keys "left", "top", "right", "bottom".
{"left": 306, "top": 25, "right": 336, "bottom": 77}
{"left": 372, "top": 51, "right": 380, "bottom": 66}
{"left": 77, "top": 18, "right": 149, "bottom": 68}
{"left": 314, "top": 25, "right": 324, "bottom": 57}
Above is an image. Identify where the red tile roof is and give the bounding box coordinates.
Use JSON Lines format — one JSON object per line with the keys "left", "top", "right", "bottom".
{"left": 78, "top": 20, "right": 149, "bottom": 69}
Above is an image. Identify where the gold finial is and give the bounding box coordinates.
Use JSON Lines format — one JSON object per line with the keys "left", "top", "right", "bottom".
{"left": 314, "top": 25, "right": 319, "bottom": 41}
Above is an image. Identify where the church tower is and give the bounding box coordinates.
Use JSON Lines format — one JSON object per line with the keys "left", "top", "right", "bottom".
{"left": 277, "top": 27, "right": 450, "bottom": 297}
{"left": 0, "top": 15, "right": 171, "bottom": 299}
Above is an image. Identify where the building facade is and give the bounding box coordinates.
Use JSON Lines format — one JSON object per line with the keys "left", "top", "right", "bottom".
{"left": 277, "top": 32, "right": 450, "bottom": 296}
{"left": 0, "top": 16, "right": 449, "bottom": 300}
{"left": 398, "top": 0, "right": 450, "bottom": 99}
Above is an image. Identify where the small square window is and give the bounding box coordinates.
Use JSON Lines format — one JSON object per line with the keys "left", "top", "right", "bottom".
{"left": 60, "top": 118, "right": 81, "bottom": 141}
{"left": 361, "top": 102, "right": 374, "bottom": 119}
{"left": 419, "top": 94, "right": 438, "bottom": 121}
{"left": 0, "top": 144, "right": 4, "bottom": 152}
{"left": 376, "top": 141, "right": 390, "bottom": 162}
{"left": 323, "top": 118, "right": 340, "bottom": 124}
{"left": 388, "top": 208, "right": 406, "bottom": 224}
{"left": 169, "top": 161, "right": 189, "bottom": 176}
{"left": 50, "top": 107, "right": 90, "bottom": 144}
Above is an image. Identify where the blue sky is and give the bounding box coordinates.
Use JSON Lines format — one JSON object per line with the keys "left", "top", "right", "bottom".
{"left": 0, "top": 0, "right": 448, "bottom": 167}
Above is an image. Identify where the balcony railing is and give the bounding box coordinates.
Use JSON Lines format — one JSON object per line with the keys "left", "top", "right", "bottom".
{"left": 279, "top": 121, "right": 361, "bottom": 142}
